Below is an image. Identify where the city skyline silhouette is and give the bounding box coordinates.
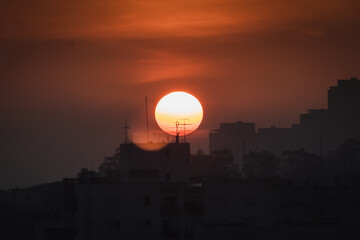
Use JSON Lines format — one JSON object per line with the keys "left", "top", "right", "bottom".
{"left": 1, "top": 77, "right": 360, "bottom": 239}
{"left": 1, "top": 1, "right": 360, "bottom": 239}
{"left": 1, "top": 0, "right": 360, "bottom": 189}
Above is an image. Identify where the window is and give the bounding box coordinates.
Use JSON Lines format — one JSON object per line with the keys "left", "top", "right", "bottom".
{"left": 162, "top": 196, "right": 178, "bottom": 206}
{"left": 138, "top": 196, "right": 151, "bottom": 206}
{"left": 108, "top": 220, "right": 121, "bottom": 230}
{"left": 138, "top": 219, "right": 151, "bottom": 230}
{"left": 109, "top": 195, "right": 121, "bottom": 202}
{"left": 184, "top": 201, "right": 203, "bottom": 216}
{"left": 161, "top": 196, "right": 179, "bottom": 216}
{"left": 162, "top": 219, "right": 179, "bottom": 238}
{"left": 242, "top": 195, "right": 256, "bottom": 206}
{"left": 212, "top": 195, "right": 227, "bottom": 207}
{"left": 130, "top": 170, "right": 159, "bottom": 179}
{"left": 244, "top": 218, "right": 257, "bottom": 228}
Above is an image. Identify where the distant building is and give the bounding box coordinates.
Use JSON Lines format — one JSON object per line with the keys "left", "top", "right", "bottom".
{"left": 210, "top": 78, "right": 360, "bottom": 160}
{"left": 257, "top": 126, "right": 296, "bottom": 155}
{"left": 297, "top": 109, "right": 329, "bottom": 154}
{"left": 328, "top": 77, "right": 360, "bottom": 151}
{"left": 209, "top": 122, "right": 256, "bottom": 168}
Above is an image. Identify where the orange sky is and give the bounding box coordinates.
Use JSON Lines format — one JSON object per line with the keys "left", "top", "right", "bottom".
{"left": 1, "top": 0, "right": 360, "bottom": 188}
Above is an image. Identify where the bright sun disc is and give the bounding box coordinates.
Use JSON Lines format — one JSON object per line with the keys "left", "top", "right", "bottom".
{"left": 155, "top": 91, "right": 203, "bottom": 136}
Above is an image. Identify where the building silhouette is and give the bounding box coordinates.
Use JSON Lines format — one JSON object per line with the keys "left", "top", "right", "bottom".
{"left": 328, "top": 77, "right": 360, "bottom": 151}
{"left": 2, "top": 78, "right": 360, "bottom": 239}
{"left": 78, "top": 142, "right": 193, "bottom": 239}
{"left": 209, "top": 122, "right": 256, "bottom": 169}
{"left": 1, "top": 139, "right": 360, "bottom": 239}
{"left": 209, "top": 78, "right": 360, "bottom": 169}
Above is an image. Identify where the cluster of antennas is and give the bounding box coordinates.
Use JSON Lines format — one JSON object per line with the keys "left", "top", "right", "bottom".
{"left": 121, "top": 118, "right": 192, "bottom": 144}
{"left": 173, "top": 118, "right": 192, "bottom": 143}
{"left": 122, "top": 120, "right": 132, "bottom": 144}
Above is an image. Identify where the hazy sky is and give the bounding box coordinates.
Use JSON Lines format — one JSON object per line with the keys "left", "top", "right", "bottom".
{"left": 1, "top": 0, "right": 360, "bottom": 188}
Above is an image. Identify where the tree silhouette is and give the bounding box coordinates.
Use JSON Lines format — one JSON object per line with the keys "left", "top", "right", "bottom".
{"left": 211, "top": 149, "right": 239, "bottom": 179}
{"left": 191, "top": 149, "right": 240, "bottom": 180}
{"left": 336, "top": 138, "right": 360, "bottom": 176}
{"left": 190, "top": 149, "right": 213, "bottom": 178}
{"left": 282, "top": 148, "right": 321, "bottom": 179}
{"left": 99, "top": 155, "right": 121, "bottom": 170}
{"left": 243, "top": 151, "right": 280, "bottom": 178}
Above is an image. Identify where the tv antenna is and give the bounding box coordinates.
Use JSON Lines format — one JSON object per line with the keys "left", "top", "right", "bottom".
{"left": 179, "top": 118, "right": 191, "bottom": 142}
{"left": 122, "top": 120, "right": 130, "bottom": 143}
{"left": 145, "top": 96, "right": 150, "bottom": 143}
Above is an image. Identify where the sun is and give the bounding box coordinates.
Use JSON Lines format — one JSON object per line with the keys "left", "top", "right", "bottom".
{"left": 155, "top": 91, "right": 203, "bottom": 136}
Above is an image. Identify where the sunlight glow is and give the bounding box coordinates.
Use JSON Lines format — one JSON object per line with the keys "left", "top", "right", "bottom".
{"left": 155, "top": 91, "right": 203, "bottom": 136}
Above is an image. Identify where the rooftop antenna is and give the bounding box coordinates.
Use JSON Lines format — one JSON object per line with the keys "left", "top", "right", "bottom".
{"left": 90, "top": 156, "right": 93, "bottom": 171}
{"left": 320, "top": 133, "right": 324, "bottom": 185}
{"left": 179, "top": 118, "right": 191, "bottom": 142}
{"left": 173, "top": 121, "right": 180, "bottom": 143}
{"left": 123, "top": 120, "right": 130, "bottom": 143}
{"left": 145, "top": 96, "right": 150, "bottom": 143}
{"left": 243, "top": 140, "right": 246, "bottom": 157}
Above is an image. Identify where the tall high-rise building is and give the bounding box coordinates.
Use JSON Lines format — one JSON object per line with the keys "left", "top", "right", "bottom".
{"left": 328, "top": 77, "right": 360, "bottom": 151}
